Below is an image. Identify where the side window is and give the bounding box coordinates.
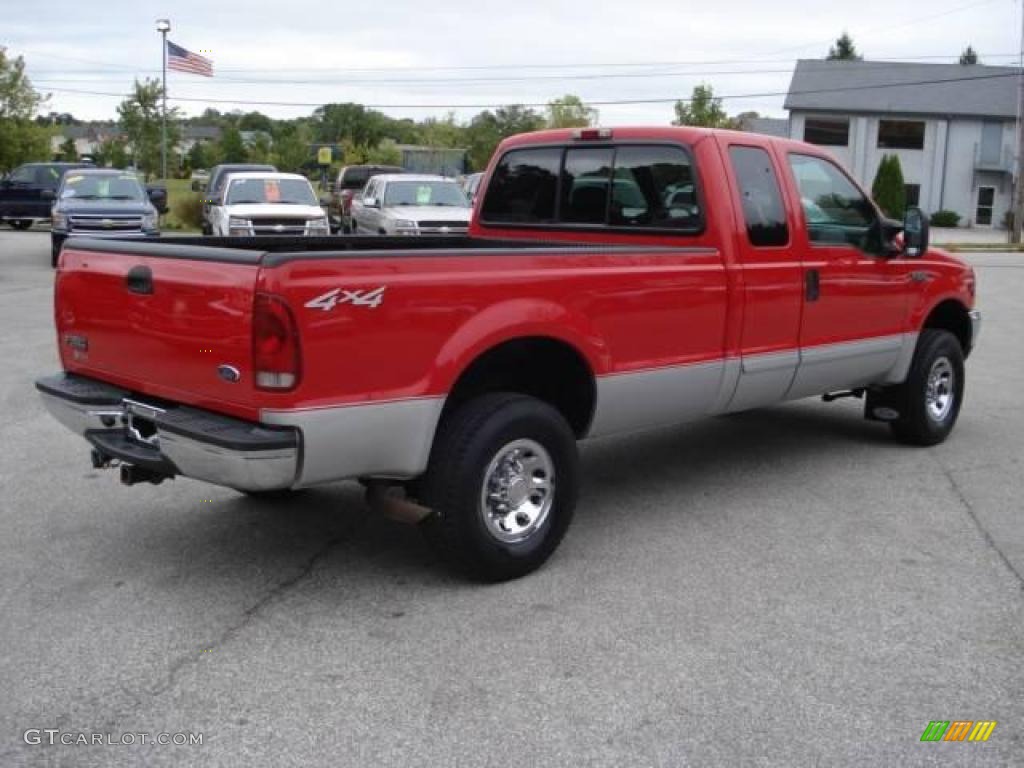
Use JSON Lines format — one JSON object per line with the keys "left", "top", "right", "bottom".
{"left": 728, "top": 146, "right": 789, "bottom": 247}
{"left": 787, "top": 154, "right": 879, "bottom": 252}
{"left": 481, "top": 148, "right": 560, "bottom": 224}
{"left": 8, "top": 166, "right": 36, "bottom": 184}
{"left": 363, "top": 180, "right": 377, "bottom": 201}
{"left": 560, "top": 147, "right": 613, "bottom": 224}
{"left": 609, "top": 146, "right": 699, "bottom": 230}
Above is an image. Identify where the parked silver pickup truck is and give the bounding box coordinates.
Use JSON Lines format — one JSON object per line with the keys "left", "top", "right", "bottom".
{"left": 349, "top": 174, "right": 471, "bottom": 235}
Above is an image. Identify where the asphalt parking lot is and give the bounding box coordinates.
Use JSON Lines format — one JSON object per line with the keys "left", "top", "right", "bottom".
{"left": 0, "top": 227, "right": 1021, "bottom": 767}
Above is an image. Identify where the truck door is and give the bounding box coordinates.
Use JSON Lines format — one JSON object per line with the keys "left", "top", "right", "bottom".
{"left": 783, "top": 152, "right": 910, "bottom": 398}
{"left": 0, "top": 165, "right": 42, "bottom": 219}
{"left": 722, "top": 142, "right": 802, "bottom": 411}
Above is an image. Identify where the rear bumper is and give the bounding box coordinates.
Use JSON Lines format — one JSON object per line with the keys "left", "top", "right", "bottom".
{"left": 36, "top": 373, "right": 300, "bottom": 492}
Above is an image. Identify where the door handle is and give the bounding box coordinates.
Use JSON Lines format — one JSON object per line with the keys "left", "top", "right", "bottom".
{"left": 805, "top": 268, "right": 820, "bottom": 302}
{"left": 126, "top": 265, "right": 153, "bottom": 295}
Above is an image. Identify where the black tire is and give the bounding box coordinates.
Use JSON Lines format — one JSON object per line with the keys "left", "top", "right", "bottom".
{"left": 11, "top": 219, "right": 33, "bottom": 230}
{"left": 51, "top": 237, "right": 64, "bottom": 268}
{"left": 889, "top": 329, "right": 965, "bottom": 446}
{"left": 420, "top": 393, "right": 578, "bottom": 582}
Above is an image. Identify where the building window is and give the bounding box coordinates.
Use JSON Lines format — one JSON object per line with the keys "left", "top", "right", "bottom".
{"left": 878, "top": 120, "right": 925, "bottom": 150}
{"left": 904, "top": 184, "right": 921, "bottom": 208}
{"left": 803, "top": 118, "right": 850, "bottom": 146}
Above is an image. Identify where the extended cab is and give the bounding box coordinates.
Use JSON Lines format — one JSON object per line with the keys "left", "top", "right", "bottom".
{"left": 36, "top": 127, "right": 980, "bottom": 581}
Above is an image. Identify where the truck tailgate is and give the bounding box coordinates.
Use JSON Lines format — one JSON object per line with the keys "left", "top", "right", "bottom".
{"left": 56, "top": 240, "right": 265, "bottom": 419}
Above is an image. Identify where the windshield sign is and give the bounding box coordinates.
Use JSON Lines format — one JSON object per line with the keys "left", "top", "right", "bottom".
{"left": 60, "top": 174, "right": 145, "bottom": 202}
{"left": 384, "top": 181, "right": 468, "bottom": 208}
{"left": 227, "top": 178, "right": 317, "bottom": 205}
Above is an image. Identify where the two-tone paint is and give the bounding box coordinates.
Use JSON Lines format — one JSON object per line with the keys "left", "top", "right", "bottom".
{"left": 48, "top": 126, "right": 977, "bottom": 490}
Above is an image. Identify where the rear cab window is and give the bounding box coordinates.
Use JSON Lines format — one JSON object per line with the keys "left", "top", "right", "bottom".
{"left": 728, "top": 146, "right": 789, "bottom": 247}
{"left": 480, "top": 143, "right": 702, "bottom": 233}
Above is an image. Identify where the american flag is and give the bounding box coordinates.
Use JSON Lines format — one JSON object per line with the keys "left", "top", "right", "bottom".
{"left": 166, "top": 41, "right": 213, "bottom": 77}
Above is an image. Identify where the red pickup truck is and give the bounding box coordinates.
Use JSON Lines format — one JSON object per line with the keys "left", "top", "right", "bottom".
{"left": 37, "top": 126, "right": 980, "bottom": 581}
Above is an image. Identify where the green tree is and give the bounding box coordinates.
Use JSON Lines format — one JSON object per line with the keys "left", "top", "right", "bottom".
{"left": 673, "top": 84, "right": 731, "bottom": 128}
{"left": 117, "top": 78, "right": 179, "bottom": 180}
{"left": 418, "top": 112, "right": 464, "bottom": 148}
{"left": 871, "top": 154, "right": 906, "bottom": 219}
{"left": 365, "top": 140, "right": 402, "bottom": 166}
{"left": 0, "top": 48, "right": 52, "bottom": 172}
{"left": 827, "top": 32, "right": 862, "bottom": 61}
{"left": 93, "top": 136, "right": 130, "bottom": 168}
{"left": 58, "top": 136, "right": 78, "bottom": 161}
{"left": 464, "top": 105, "right": 545, "bottom": 170}
{"left": 959, "top": 45, "right": 979, "bottom": 65}
{"left": 271, "top": 122, "right": 313, "bottom": 172}
{"left": 238, "top": 111, "right": 274, "bottom": 133}
{"left": 313, "top": 102, "right": 387, "bottom": 146}
{"left": 248, "top": 133, "right": 273, "bottom": 164}
{"left": 217, "top": 126, "right": 247, "bottom": 163}
{"left": 546, "top": 94, "right": 598, "bottom": 128}
{"left": 186, "top": 140, "right": 217, "bottom": 171}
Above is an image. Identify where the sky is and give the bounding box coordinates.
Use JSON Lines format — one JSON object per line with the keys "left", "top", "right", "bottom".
{"left": 2, "top": 0, "right": 1018, "bottom": 125}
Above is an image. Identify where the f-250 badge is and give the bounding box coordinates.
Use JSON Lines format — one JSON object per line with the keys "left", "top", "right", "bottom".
{"left": 305, "top": 287, "right": 386, "bottom": 311}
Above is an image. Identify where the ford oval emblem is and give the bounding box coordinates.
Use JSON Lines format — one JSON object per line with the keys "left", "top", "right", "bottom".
{"left": 217, "top": 364, "right": 241, "bottom": 383}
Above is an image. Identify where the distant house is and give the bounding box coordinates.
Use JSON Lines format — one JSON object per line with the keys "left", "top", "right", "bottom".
{"left": 784, "top": 59, "right": 1016, "bottom": 227}
{"left": 180, "top": 125, "right": 222, "bottom": 153}
{"left": 50, "top": 124, "right": 123, "bottom": 159}
{"left": 239, "top": 130, "right": 271, "bottom": 149}
{"left": 395, "top": 145, "right": 467, "bottom": 177}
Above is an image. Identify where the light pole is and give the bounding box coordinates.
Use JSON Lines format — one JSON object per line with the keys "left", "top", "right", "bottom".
{"left": 156, "top": 18, "right": 171, "bottom": 181}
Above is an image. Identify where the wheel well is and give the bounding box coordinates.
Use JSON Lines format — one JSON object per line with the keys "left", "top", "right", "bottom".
{"left": 443, "top": 337, "right": 596, "bottom": 438}
{"left": 923, "top": 300, "right": 971, "bottom": 355}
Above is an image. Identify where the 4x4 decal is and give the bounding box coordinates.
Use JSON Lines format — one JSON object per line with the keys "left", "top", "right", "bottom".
{"left": 305, "top": 287, "right": 386, "bottom": 311}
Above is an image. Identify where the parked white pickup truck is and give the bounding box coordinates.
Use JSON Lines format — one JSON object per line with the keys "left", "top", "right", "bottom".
{"left": 208, "top": 172, "right": 329, "bottom": 236}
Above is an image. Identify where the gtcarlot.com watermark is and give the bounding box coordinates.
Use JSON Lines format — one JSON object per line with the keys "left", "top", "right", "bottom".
{"left": 24, "top": 729, "right": 203, "bottom": 746}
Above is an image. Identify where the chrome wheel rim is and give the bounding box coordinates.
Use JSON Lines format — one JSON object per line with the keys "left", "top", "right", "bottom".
{"left": 925, "top": 357, "right": 955, "bottom": 422}
{"left": 480, "top": 439, "right": 555, "bottom": 544}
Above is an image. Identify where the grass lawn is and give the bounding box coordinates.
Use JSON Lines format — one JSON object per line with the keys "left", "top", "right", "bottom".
{"left": 152, "top": 178, "right": 201, "bottom": 233}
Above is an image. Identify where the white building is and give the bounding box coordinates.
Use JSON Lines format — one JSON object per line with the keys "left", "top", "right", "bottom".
{"left": 784, "top": 60, "right": 1016, "bottom": 228}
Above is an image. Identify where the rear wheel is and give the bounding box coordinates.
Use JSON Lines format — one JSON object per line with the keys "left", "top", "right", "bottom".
{"left": 420, "top": 393, "right": 578, "bottom": 581}
{"left": 889, "top": 329, "right": 964, "bottom": 446}
{"left": 10, "top": 219, "right": 32, "bottom": 230}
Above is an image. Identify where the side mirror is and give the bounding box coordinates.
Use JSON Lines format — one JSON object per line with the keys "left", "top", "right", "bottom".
{"left": 362, "top": 197, "right": 378, "bottom": 208}
{"left": 903, "top": 206, "right": 929, "bottom": 258}
{"left": 41, "top": 189, "right": 56, "bottom": 201}
{"left": 147, "top": 186, "right": 168, "bottom": 214}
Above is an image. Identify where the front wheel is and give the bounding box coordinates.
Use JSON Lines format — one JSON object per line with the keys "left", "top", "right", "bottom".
{"left": 419, "top": 393, "right": 578, "bottom": 581}
{"left": 889, "top": 329, "right": 965, "bottom": 446}
{"left": 51, "top": 238, "right": 63, "bottom": 268}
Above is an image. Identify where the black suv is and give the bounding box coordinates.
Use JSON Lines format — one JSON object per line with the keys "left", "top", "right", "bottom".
{"left": 199, "top": 163, "right": 276, "bottom": 234}
{"left": 50, "top": 169, "right": 161, "bottom": 267}
{"left": 0, "top": 162, "right": 93, "bottom": 229}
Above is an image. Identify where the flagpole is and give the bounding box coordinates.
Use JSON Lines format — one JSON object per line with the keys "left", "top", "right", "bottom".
{"left": 156, "top": 19, "right": 171, "bottom": 181}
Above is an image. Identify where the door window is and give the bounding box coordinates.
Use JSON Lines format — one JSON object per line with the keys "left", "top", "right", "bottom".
{"left": 787, "top": 153, "right": 879, "bottom": 253}
{"left": 729, "top": 146, "right": 789, "bottom": 247}
{"left": 976, "top": 186, "right": 995, "bottom": 226}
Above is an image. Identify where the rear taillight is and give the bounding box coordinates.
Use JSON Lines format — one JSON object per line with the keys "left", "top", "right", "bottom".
{"left": 253, "top": 293, "right": 301, "bottom": 390}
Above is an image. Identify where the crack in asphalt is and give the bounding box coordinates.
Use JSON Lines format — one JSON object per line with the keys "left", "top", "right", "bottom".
{"left": 98, "top": 507, "right": 374, "bottom": 733}
{"left": 942, "top": 465, "right": 1024, "bottom": 592}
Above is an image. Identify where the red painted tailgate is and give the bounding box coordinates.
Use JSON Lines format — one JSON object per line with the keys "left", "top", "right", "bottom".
{"left": 55, "top": 243, "right": 263, "bottom": 420}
